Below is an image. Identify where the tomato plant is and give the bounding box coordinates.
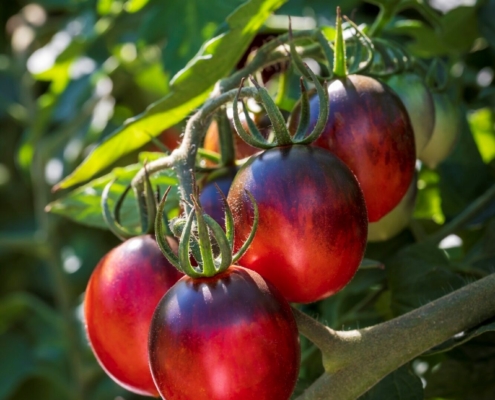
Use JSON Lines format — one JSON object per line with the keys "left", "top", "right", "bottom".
{"left": 228, "top": 145, "right": 368, "bottom": 303}
{"left": 148, "top": 266, "right": 300, "bottom": 400}
{"left": 84, "top": 235, "right": 183, "bottom": 396}
{"left": 8, "top": 1, "right": 495, "bottom": 399}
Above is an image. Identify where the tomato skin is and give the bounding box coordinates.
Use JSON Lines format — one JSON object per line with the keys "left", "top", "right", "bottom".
{"left": 84, "top": 235, "right": 183, "bottom": 397}
{"left": 420, "top": 92, "right": 461, "bottom": 169}
{"left": 199, "top": 167, "right": 237, "bottom": 227}
{"left": 385, "top": 73, "right": 435, "bottom": 157}
{"left": 227, "top": 145, "right": 368, "bottom": 304}
{"left": 148, "top": 266, "right": 300, "bottom": 400}
{"left": 309, "top": 74, "right": 416, "bottom": 222}
{"left": 368, "top": 172, "right": 417, "bottom": 242}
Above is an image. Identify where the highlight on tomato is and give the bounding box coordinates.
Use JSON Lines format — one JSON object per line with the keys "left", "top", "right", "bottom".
{"left": 150, "top": 187, "right": 300, "bottom": 400}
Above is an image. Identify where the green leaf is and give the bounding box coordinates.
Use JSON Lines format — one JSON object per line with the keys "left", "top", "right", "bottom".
{"left": 427, "top": 318, "right": 495, "bottom": 355}
{"left": 359, "top": 364, "right": 423, "bottom": 400}
{"left": 415, "top": 168, "right": 444, "bottom": 224}
{"left": 424, "top": 334, "right": 495, "bottom": 399}
{"left": 390, "top": 7, "right": 481, "bottom": 57}
{"left": 439, "top": 109, "right": 491, "bottom": 220}
{"left": 469, "top": 108, "right": 495, "bottom": 164}
{"left": 124, "top": 0, "right": 149, "bottom": 13}
{"left": 387, "top": 243, "right": 465, "bottom": 316}
{"left": 55, "top": 0, "right": 287, "bottom": 190}
{"left": 47, "top": 153, "right": 180, "bottom": 229}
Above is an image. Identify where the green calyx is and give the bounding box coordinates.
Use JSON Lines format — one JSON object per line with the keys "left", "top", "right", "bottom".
{"left": 155, "top": 186, "right": 259, "bottom": 278}
{"left": 101, "top": 162, "right": 157, "bottom": 241}
{"left": 232, "top": 63, "right": 329, "bottom": 149}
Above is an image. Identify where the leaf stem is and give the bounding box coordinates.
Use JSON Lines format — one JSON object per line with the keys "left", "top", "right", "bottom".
{"left": 294, "top": 272, "right": 495, "bottom": 400}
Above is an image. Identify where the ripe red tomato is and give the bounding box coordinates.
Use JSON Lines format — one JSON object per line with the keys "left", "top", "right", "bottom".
{"left": 420, "top": 92, "right": 461, "bottom": 169}
{"left": 84, "top": 235, "right": 183, "bottom": 396}
{"left": 385, "top": 73, "right": 435, "bottom": 157}
{"left": 199, "top": 167, "right": 238, "bottom": 227}
{"left": 148, "top": 266, "right": 300, "bottom": 400}
{"left": 227, "top": 145, "right": 368, "bottom": 304}
{"left": 308, "top": 74, "right": 416, "bottom": 222}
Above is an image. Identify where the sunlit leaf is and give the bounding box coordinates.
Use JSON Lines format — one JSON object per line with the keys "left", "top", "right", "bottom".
{"left": 469, "top": 108, "right": 495, "bottom": 164}
{"left": 47, "top": 153, "right": 180, "bottom": 229}
{"left": 55, "top": 0, "right": 287, "bottom": 190}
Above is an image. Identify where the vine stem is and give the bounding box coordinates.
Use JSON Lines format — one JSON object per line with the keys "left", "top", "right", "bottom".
{"left": 131, "top": 31, "right": 323, "bottom": 198}
{"left": 367, "top": 2, "right": 398, "bottom": 38}
{"left": 294, "top": 272, "right": 495, "bottom": 400}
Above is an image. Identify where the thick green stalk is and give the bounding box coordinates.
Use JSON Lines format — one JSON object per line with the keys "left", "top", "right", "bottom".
{"left": 295, "top": 272, "right": 495, "bottom": 400}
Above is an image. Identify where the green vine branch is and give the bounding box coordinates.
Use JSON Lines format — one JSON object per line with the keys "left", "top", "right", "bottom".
{"left": 294, "top": 272, "right": 495, "bottom": 400}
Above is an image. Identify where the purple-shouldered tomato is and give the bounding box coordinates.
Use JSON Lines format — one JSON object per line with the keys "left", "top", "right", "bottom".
{"left": 84, "top": 235, "right": 182, "bottom": 397}
{"left": 148, "top": 266, "right": 300, "bottom": 400}
{"left": 308, "top": 74, "right": 416, "bottom": 222}
{"left": 227, "top": 145, "right": 368, "bottom": 304}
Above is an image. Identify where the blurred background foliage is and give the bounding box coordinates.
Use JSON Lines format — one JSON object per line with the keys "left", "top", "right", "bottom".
{"left": 0, "top": 0, "right": 495, "bottom": 399}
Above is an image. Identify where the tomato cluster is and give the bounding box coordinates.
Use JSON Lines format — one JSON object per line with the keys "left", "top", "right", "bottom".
{"left": 83, "top": 9, "right": 460, "bottom": 400}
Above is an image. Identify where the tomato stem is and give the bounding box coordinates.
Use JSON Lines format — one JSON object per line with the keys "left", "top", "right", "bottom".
{"left": 333, "top": 7, "right": 348, "bottom": 78}
{"left": 216, "top": 107, "right": 236, "bottom": 167}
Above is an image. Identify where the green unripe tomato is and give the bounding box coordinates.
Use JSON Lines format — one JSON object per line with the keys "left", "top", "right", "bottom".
{"left": 368, "top": 173, "right": 417, "bottom": 242}
{"left": 386, "top": 73, "right": 435, "bottom": 157}
{"left": 420, "top": 92, "right": 461, "bottom": 169}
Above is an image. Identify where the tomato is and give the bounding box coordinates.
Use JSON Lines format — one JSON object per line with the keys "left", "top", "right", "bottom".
{"left": 227, "top": 145, "right": 368, "bottom": 303}
{"left": 149, "top": 127, "right": 182, "bottom": 152}
{"left": 148, "top": 266, "right": 300, "bottom": 400}
{"left": 368, "top": 172, "right": 417, "bottom": 242}
{"left": 84, "top": 235, "right": 183, "bottom": 396}
{"left": 385, "top": 73, "right": 435, "bottom": 157}
{"left": 420, "top": 91, "right": 461, "bottom": 169}
{"left": 199, "top": 167, "right": 237, "bottom": 227}
{"left": 308, "top": 74, "right": 416, "bottom": 222}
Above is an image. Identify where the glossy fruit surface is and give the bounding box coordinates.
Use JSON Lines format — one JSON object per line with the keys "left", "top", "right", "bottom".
{"left": 308, "top": 74, "right": 416, "bottom": 222}
{"left": 148, "top": 266, "right": 300, "bottom": 400}
{"left": 385, "top": 73, "right": 435, "bottom": 156}
{"left": 199, "top": 167, "right": 237, "bottom": 227}
{"left": 368, "top": 172, "right": 417, "bottom": 242}
{"left": 227, "top": 145, "right": 368, "bottom": 303}
{"left": 84, "top": 235, "right": 183, "bottom": 397}
{"left": 420, "top": 92, "right": 461, "bottom": 169}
